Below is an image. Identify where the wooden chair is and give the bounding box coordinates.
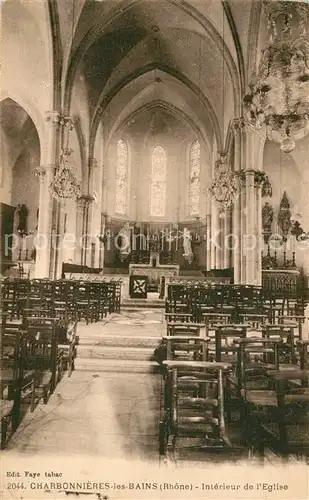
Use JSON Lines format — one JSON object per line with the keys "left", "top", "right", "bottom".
{"left": 0, "top": 327, "right": 34, "bottom": 448}
{"left": 214, "top": 325, "right": 248, "bottom": 363}
{"left": 166, "top": 322, "right": 203, "bottom": 337}
{"left": 203, "top": 312, "right": 232, "bottom": 335}
{"left": 109, "top": 280, "right": 122, "bottom": 313}
{"left": 22, "top": 318, "right": 63, "bottom": 408}
{"left": 163, "top": 335, "right": 209, "bottom": 362}
{"left": 95, "top": 282, "right": 108, "bottom": 320}
{"left": 263, "top": 324, "right": 298, "bottom": 367}
{"left": 73, "top": 282, "right": 97, "bottom": 324}
{"left": 203, "top": 313, "right": 232, "bottom": 354}
{"left": 278, "top": 315, "right": 305, "bottom": 341}
{"left": 213, "top": 325, "right": 264, "bottom": 421}
{"left": 239, "top": 313, "right": 268, "bottom": 329}
{"left": 58, "top": 319, "right": 77, "bottom": 377}
{"left": 1, "top": 280, "right": 19, "bottom": 320}
{"left": 297, "top": 340, "right": 309, "bottom": 371}
{"left": 159, "top": 360, "right": 246, "bottom": 462}
{"left": 264, "top": 296, "right": 285, "bottom": 324}
{"left": 231, "top": 337, "right": 283, "bottom": 455}
{"left": 165, "top": 313, "right": 193, "bottom": 323}
{"left": 257, "top": 370, "right": 309, "bottom": 462}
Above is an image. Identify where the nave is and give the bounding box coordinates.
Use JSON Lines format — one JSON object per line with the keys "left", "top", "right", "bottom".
{"left": 3, "top": 308, "right": 163, "bottom": 459}
{"left": 1, "top": 277, "right": 309, "bottom": 470}
{"left": 1, "top": 0, "right": 309, "bottom": 495}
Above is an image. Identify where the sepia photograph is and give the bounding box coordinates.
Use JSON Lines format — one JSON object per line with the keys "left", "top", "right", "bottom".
{"left": 0, "top": 0, "right": 309, "bottom": 499}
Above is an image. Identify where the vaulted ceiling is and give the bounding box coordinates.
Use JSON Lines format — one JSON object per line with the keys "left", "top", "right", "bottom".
{"left": 55, "top": 0, "right": 261, "bottom": 153}
{"left": 2, "top": 0, "right": 266, "bottom": 158}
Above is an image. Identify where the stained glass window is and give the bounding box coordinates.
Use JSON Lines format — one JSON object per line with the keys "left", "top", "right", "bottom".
{"left": 150, "top": 145, "right": 166, "bottom": 217}
{"left": 189, "top": 140, "right": 200, "bottom": 216}
{"left": 115, "top": 139, "right": 128, "bottom": 214}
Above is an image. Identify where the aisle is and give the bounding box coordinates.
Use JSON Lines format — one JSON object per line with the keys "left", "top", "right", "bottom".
{"left": 4, "top": 309, "right": 163, "bottom": 460}
{"left": 4, "top": 369, "right": 161, "bottom": 459}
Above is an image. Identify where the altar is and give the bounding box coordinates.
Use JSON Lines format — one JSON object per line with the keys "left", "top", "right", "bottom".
{"left": 129, "top": 259, "right": 180, "bottom": 288}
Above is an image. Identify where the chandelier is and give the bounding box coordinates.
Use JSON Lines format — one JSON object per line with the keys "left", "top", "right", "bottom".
{"left": 50, "top": 118, "right": 81, "bottom": 200}
{"left": 244, "top": 0, "right": 309, "bottom": 153}
{"left": 209, "top": 153, "right": 237, "bottom": 211}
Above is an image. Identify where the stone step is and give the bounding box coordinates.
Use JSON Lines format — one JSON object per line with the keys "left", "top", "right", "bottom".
{"left": 75, "top": 357, "right": 161, "bottom": 374}
{"left": 121, "top": 299, "right": 165, "bottom": 309}
{"left": 78, "top": 335, "right": 161, "bottom": 349}
{"left": 77, "top": 345, "right": 155, "bottom": 361}
{"left": 121, "top": 304, "right": 165, "bottom": 310}
{"left": 122, "top": 299, "right": 164, "bottom": 304}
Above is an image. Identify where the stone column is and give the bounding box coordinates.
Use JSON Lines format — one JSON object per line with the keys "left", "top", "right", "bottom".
{"left": 232, "top": 119, "right": 243, "bottom": 284}
{"left": 210, "top": 201, "right": 220, "bottom": 269}
{"left": 255, "top": 174, "right": 263, "bottom": 286}
{"left": 75, "top": 197, "right": 86, "bottom": 265}
{"left": 239, "top": 175, "right": 247, "bottom": 283}
{"left": 74, "top": 195, "right": 94, "bottom": 266}
{"left": 54, "top": 199, "right": 67, "bottom": 279}
{"left": 223, "top": 209, "right": 232, "bottom": 269}
{"left": 34, "top": 111, "right": 60, "bottom": 278}
{"left": 86, "top": 158, "right": 98, "bottom": 267}
{"left": 206, "top": 213, "right": 211, "bottom": 271}
{"left": 243, "top": 170, "right": 256, "bottom": 285}
{"left": 99, "top": 212, "right": 106, "bottom": 269}
{"left": 218, "top": 213, "right": 224, "bottom": 269}
{"left": 241, "top": 125, "right": 266, "bottom": 285}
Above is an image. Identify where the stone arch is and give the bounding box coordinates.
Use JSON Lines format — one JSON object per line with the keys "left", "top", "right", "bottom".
{"left": 0, "top": 97, "right": 41, "bottom": 261}
{"left": 89, "top": 64, "right": 220, "bottom": 160}
{"left": 0, "top": 92, "right": 44, "bottom": 162}
{"left": 63, "top": 0, "right": 241, "bottom": 119}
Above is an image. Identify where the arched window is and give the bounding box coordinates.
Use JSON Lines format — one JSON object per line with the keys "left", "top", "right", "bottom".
{"left": 115, "top": 139, "right": 128, "bottom": 214}
{"left": 189, "top": 140, "right": 200, "bottom": 216}
{"left": 150, "top": 145, "right": 166, "bottom": 217}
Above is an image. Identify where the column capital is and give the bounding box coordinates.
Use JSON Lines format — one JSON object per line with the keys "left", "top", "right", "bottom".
{"left": 232, "top": 117, "right": 245, "bottom": 135}
{"left": 45, "top": 111, "right": 61, "bottom": 125}
{"left": 35, "top": 166, "right": 46, "bottom": 179}
{"left": 45, "top": 112, "right": 74, "bottom": 129}
{"left": 77, "top": 194, "right": 94, "bottom": 209}
{"left": 232, "top": 117, "right": 266, "bottom": 140}
{"left": 89, "top": 157, "right": 98, "bottom": 169}
{"left": 35, "top": 164, "right": 56, "bottom": 179}
{"left": 59, "top": 115, "right": 74, "bottom": 129}
{"left": 216, "top": 151, "right": 228, "bottom": 161}
{"left": 236, "top": 169, "right": 266, "bottom": 185}
{"left": 101, "top": 212, "right": 111, "bottom": 223}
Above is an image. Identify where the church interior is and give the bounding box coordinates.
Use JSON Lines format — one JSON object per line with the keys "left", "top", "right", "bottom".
{"left": 1, "top": 0, "right": 309, "bottom": 480}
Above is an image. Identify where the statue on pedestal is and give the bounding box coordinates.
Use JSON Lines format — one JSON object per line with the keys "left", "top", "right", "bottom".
{"left": 183, "top": 227, "right": 194, "bottom": 264}
{"left": 149, "top": 232, "right": 161, "bottom": 252}
{"left": 149, "top": 231, "right": 161, "bottom": 267}
{"left": 118, "top": 222, "right": 131, "bottom": 262}
{"left": 15, "top": 204, "right": 29, "bottom": 236}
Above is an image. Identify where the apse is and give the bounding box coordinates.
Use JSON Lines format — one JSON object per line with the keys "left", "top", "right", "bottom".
{"left": 104, "top": 105, "right": 209, "bottom": 224}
